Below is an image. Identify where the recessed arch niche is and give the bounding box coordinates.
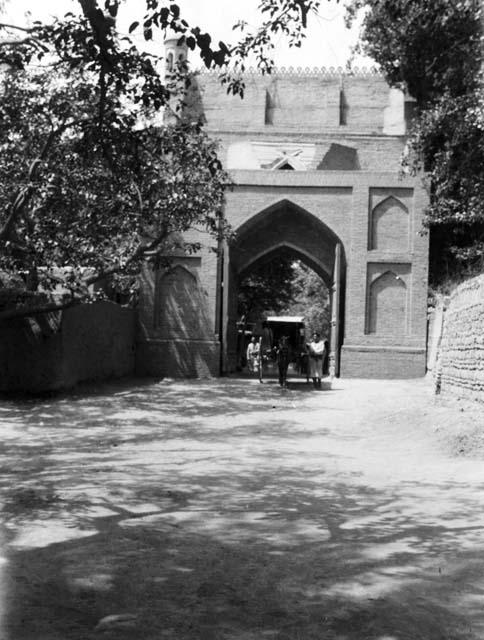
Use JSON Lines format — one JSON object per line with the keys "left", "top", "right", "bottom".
{"left": 366, "top": 268, "right": 408, "bottom": 335}
{"left": 166, "top": 51, "right": 174, "bottom": 72}
{"left": 155, "top": 263, "right": 212, "bottom": 339}
{"left": 370, "top": 195, "right": 409, "bottom": 252}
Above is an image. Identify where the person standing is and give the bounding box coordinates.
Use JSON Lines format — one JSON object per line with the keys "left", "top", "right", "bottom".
{"left": 275, "top": 336, "right": 291, "bottom": 388}
{"left": 246, "top": 336, "right": 259, "bottom": 374}
{"left": 307, "top": 332, "right": 325, "bottom": 389}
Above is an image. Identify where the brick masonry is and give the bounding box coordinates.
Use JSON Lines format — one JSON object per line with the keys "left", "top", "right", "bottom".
{"left": 136, "top": 257, "right": 220, "bottom": 378}
{"left": 438, "top": 275, "right": 484, "bottom": 401}
{"left": 137, "top": 45, "right": 429, "bottom": 379}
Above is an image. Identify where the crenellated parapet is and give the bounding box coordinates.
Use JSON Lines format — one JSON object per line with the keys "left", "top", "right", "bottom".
{"left": 182, "top": 63, "right": 406, "bottom": 137}
{"left": 195, "top": 65, "right": 382, "bottom": 77}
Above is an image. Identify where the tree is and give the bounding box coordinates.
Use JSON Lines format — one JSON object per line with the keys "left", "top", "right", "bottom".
{"left": 0, "top": 1, "right": 334, "bottom": 94}
{"left": 0, "top": 0, "right": 335, "bottom": 317}
{"left": 0, "top": 2, "right": 227, "bottom": 318}
{"left": 346, "top": 0, "right": 484, "bottom": 286}
{"left": 237, "top": 256, "right": 296, "bottom": 322}
{"left": 237, "top": 257, "right": 330, "bottom": 339}
{"left": 0, "top": 65, "right": 228, "bottom": 318}
{"left": 281, "top": 261, "right": 330, "bottom": 337}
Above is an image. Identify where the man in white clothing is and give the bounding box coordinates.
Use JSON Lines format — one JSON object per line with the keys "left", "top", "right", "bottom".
{"left": 307, "top": 332, "right": 325, "bottom": 389}
{"left": 246, "top": 336, "right": 260, "bottom": 373}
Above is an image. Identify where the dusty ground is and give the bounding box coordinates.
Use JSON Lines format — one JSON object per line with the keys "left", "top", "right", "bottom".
{"left": 0, "top": 375, "right": 484, "bottom": 640}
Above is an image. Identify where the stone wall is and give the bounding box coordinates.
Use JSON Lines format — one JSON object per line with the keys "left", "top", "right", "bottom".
{"left": 439, "top": 275, "right": 484, "bottom": 401}
{"left": 0, "top": 301, "right": 135, "bottom": 393}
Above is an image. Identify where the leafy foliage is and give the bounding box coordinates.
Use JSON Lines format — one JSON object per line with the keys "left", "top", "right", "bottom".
{"left": 346, "top": 0, "right": 484, "bottom": 285}
{"left": 0, "top": 67, "right": 228, "bottom": 312}
{"left": 237, "top": 256, "right": 296, "bottom": 322}
{"left": 281, "top": 261, "right": 330, "bottom": 337}
{"left": 238, "top": 257, "right": 330, "bottom": 338}
{"left": 0, "top": 0, "right": 338, "bottom": 316}
{"left": 345, "top": 0, "right": 480, "bottom": 106}
{"left": 1, "top": 1, "right": 336, "bottom": 95}
{"left": 0, "top": 2, "right": 234, "bottom": 316}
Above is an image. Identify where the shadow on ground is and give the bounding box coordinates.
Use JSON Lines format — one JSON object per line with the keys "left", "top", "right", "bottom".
{"left": 1, "top": 377, "right": 484, "bottom": 639}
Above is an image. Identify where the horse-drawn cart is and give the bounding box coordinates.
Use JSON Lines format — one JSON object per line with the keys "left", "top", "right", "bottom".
{"left": 257, "top": 316, "right": 308, "bottom": 384}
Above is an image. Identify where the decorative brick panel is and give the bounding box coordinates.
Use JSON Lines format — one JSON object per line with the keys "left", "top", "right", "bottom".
{"left": 366, "top": 263, "right": 411, "bottom": 336}
{"left": 370, "top": 195, "right": 409, "bottom": 252}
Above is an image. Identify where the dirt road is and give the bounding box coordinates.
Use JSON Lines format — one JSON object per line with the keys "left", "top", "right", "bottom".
{"left": 1, "top": 376, "right": 484, "bottom": 639}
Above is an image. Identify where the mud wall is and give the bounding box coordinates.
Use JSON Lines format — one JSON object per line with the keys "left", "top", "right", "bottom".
{"left": 438, "top": 275, "right": 484, "bottom": 401}
{"left": 0, "top": 301, "right": 135, "bottom": 393}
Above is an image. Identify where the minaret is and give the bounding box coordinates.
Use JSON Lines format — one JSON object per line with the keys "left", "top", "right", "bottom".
{"left": 164, "top": 30, "right": 188, "bottom": 76}
{"left": 163, "top": 30, "right": 189, "bottom": 122}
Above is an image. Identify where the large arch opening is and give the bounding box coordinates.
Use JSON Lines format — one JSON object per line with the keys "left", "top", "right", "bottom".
{"left": 221, "top": 199, "right": 346, "bottom": 377}
{"left": 235, "top": 247, "right": 331, "bottom": 378}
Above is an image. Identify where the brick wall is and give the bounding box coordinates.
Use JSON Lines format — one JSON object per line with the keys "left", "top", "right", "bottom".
{"left": 148, "top": 60, "right": 429, "bottom": 380}
{"left": 190, "top": 71, "right": 398, "bottom": 135}
{"left": 136, "top": 254, "right": 221, "bottom": 378}
{"left": 438, "top": 275, "right": 484, "bottom": 401}
{"left": 340, "top": 345, "right": 426, "bottom": 379}
{"left": 220, "top": 133, "right": 406, "bottom": 173}
{"left": 135, "top": 172, "right": 428, "bottom": 380}
{"left": 215, "top": 172, "right": 428, "bottom": 378}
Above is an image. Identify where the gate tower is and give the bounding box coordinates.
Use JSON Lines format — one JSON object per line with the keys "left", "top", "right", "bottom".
{"left": 136, "top": 38, "right": 428, "bottom": 379}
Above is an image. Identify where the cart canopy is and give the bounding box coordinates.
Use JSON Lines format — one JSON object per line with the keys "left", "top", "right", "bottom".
{"left": 266, "top": 316, "right": 304, "bottom": 324}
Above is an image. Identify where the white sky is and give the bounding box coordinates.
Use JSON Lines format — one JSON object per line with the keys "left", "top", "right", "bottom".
{"left": 2, "top": 0, "right": 374, "bottom": 69}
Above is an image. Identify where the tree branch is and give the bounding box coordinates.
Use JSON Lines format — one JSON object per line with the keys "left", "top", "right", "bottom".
{"left": 0, "top": 22, "right": 35, "bottom": 33}
{"left": 0, "top": 37, "right": 36, "bottom": 47}
{"left": 77, "top": 0, "right": 116, "bottom": 70}
{"left": 84, "top": 223, "right": 171, "bottom": 286}
{"left": 0, "top": 23, "right": 48, "bottom": 51}
{"left": 0, "top": 117, "right": 92, "bottom": 243}
{"left": 0, "top": 298, "right": 79, "bottom": 322}
{"left": 131, "top": 181, "right": 143, "bottom": 214}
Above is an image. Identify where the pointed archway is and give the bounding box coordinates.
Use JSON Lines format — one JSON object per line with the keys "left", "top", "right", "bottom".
{"left": 220, "top": 199, "right": 346, "bottom": 375}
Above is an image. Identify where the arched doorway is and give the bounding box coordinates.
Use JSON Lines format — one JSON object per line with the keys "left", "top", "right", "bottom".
{"left": 236, "top": 247, "right": 331, "bottom": 378}
{"left": 221, "top": 200, "right": 346, "bottom": 376}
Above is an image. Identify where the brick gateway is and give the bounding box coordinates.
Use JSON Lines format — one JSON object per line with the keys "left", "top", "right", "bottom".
{"left": 135, "top": 37, "right": 429, "bottom": 379}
